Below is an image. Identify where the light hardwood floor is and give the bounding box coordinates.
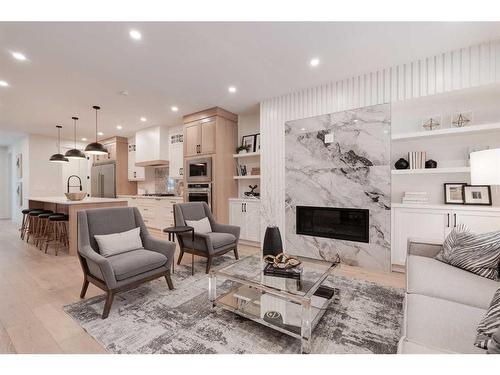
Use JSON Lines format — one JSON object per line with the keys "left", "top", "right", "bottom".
{"left": 0, "top": 219, "right": 404, "bottom": 354}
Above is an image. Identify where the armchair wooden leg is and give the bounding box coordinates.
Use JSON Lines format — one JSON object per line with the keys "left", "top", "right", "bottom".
{"left": 102, "top": 290, "right": 115, "bottom": 319}
{"left": 80, "top": 279, "right": 89, "bottom": 299}
{"left": 233, "top": 247, "right": 239, "bottom": 260}
{"left": 165, "top": 273, "right": 174, "bottom": 290}
{"left": 177, "top": 249, "right": 184, "bottom": 265}
{"left": 206, "top": 256, "right": 212, "bottom": 274}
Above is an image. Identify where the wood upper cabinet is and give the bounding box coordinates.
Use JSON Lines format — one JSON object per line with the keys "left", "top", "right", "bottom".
{"left": 184, "top": 119, "right": 216, "bottom": 156}
{"left": 185, "top": 122, "right": 201, "bottom": 157}
{"left": 200, "top": 119, "right": 216, "bottom": 154}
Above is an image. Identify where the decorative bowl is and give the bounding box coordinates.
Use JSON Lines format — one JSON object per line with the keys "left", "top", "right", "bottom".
{"left": 65, "top": 192, "right": 87, "bottom": 201}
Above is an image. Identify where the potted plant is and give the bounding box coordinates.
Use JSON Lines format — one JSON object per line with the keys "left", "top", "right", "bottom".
{"left": 236, "top": 144, "right": 251, "bottom": 154}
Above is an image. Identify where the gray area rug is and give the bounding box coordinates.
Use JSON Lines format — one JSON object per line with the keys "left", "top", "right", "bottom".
{"left": 64, "top": 257, "right": 404, "bottom": 354}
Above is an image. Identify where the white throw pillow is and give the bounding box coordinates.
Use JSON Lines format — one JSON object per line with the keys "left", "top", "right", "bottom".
{"left": 185, "top": 217, "right": 212, "bottom": 234}
{"left": 94, "top": 227, "right": 143, "bottom": 257}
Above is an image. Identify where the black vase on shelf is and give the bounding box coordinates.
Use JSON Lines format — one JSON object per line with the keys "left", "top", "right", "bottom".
{"left": 425, "top": 159, "right": 437, "bottom": 168}
{"left": 394, "top": 158, "right": 409, "bottom": 170}
{"left": 262, "top": 226, "right": 283, "bottom": 257}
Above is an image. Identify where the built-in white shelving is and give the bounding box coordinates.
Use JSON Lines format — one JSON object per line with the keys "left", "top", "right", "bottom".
{"left": 392, "top": 122, "right": 500, "bottom": 141}
{"left": 233, "top": 175, "right": 261, "bottom": 180}
{"left": 391, "top": 167, "right": 470, "bottom": 175}
{"left": 232, "top": 151, "right": 261, "bottom": 158}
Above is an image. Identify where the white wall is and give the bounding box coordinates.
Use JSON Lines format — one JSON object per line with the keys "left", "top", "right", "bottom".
{"left": 238, "top": 112, "right": 260, "bottom": 143}
{"left": 0, "top": 147, "right": 11, "bottom": 219}
{"left": 261, "top": 39, "right": 500, "bottom": 242}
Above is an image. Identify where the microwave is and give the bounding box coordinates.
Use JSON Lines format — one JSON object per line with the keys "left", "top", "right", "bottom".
{"left": 186, "top": 157, "right": 212, "bottom": 182}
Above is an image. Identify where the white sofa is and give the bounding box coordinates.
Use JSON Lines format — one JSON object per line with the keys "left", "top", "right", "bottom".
{"left": 398, "top": 239, "right": 499, "bottom": 354}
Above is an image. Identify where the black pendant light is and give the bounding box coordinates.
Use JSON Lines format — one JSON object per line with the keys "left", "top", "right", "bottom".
{"left": 49, "top": 125, "right": 69, "bottom": 163}
{"left": 84, "top": 105, "right": 108, "bottom": 155}
{"left": 65, "top": 116, "right": 86, "bottom": 159}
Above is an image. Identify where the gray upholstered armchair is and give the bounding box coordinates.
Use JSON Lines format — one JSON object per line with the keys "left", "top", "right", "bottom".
{"left": 77, "top": 207, "right": 175, "bottom": 318}
{"left": 174, "top": 202, "right": 240, "bottom": 273}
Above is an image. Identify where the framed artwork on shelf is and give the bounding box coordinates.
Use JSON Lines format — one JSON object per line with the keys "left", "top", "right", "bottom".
{"left": 255, "top": 133, "right": 260, "bottom": 151}
{"left": 241, "top": 134, "right": 256, "bottom": 153}
{"left": 444, "top": 183, "right": 466, "bottom": 204}
{"left": 464, "top": 185, "right": 492, "bottom": 206}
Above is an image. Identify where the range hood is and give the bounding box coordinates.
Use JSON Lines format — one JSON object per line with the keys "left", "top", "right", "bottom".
{"left": 135, "top": 159, "right": 169, "bottom": 167}
{"left": 134, "top": 126, "right": 170, "bottom": 167}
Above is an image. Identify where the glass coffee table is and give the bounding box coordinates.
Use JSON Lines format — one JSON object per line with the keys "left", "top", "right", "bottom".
{"left": 208, "top": 254, "right": 340, "bottom": 353}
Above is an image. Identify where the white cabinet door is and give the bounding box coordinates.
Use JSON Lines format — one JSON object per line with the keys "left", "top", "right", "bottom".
{"left": 455, "top": 210, "right": 500, "bottom": 233}
{"left": 244, "top": 201, "right": 260, "bottom": 242}
{"left": 392, "top": 208, "right": 449, "bottom": 266}
{"left": 169, "top": 142, "right": 183, "bottom": 178}
{"left": 128, "top": 144, "right": 135, "bottom": 180}
{"left": 229, "top": 201, "right": 245, "bottom": 238}
{"left": 127, "top": 144, "right": 145, "bottom": 181}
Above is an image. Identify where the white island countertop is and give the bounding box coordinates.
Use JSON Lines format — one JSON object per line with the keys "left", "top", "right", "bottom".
{"left": 29, "top": 196, "right": 129, "bottom": 205}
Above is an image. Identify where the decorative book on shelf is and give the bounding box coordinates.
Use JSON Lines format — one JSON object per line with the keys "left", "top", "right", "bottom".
{"left": 408, "top": 151, "right": 426, "bottom": 169}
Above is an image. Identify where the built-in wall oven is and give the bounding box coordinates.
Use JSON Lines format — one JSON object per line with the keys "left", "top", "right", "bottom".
{"left": 187, "top": 183, "right": 212, "bottom": 208}
{"left": 186, "top": 157, "right": 212, "bottom": 183}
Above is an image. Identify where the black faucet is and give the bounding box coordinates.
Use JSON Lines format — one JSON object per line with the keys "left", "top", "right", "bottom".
{"left": 67, "top": 175, "right": 82, "bottom": 193}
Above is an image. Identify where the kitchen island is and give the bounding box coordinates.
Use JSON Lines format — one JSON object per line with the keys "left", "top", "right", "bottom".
{"left": 28, "top": 196, "right": 128, "bottom": 256}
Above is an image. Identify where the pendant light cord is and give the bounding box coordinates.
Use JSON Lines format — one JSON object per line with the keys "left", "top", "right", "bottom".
{"left": 57, "top": 126, "right": 61, "bottom": 153}
{"left": 95, "top": 108, "right": 98, "bottom": 142}
{"left": 74, "top": 119, "right": 77, "bottom": 148}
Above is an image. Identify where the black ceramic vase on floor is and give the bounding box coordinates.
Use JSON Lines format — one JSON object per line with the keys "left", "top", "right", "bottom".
{"left": 262, "top": 226, "right": 283, "bottom": 256}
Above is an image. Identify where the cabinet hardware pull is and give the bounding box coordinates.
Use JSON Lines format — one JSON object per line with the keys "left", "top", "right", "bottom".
{"left": 454, "top": 213, "right": 457, "bottom": 227}
{"left": 447, "top": 213, "right": 450, "bottom": 227}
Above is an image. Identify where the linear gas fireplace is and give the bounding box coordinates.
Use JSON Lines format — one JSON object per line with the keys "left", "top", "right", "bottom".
{"left": 296, "top": 206, "right": 369, "bottom": 243}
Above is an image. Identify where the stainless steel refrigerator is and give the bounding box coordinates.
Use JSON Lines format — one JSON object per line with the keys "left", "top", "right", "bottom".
{"left": 91, "top": 162, "right": 116, "bottom": 198}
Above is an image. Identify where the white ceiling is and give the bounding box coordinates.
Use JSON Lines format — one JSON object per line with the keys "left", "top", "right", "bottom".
{"left": 1, "top": 22, "right": 500, "bottom": 142}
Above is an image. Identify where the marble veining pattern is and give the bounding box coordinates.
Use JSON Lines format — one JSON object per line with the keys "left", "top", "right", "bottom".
{"left": 285, "top": 104, "right": 391, "bottom": 271}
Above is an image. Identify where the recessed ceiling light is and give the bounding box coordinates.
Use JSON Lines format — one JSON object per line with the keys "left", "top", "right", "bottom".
{"left": 116, "top": 125, "right": 123, "bottom": 130}
{"left": 171, "top": 106, "right": 179, "bottom": 112}
{"left": 140, "top": 117, "right": 147, "bottom": 122}
{"left": 129, "top": 30, "right": 142, "bottom": 40}
{"left": 12, "top": 52, "right": 27, "bottom": 61}
{"left": 81, "top": 137, "right": 87, "bottom": 141}
{"left": 98, "top": 131, "right": 104, "bottom": 136}
{"left": 228, "top": 86, "right": 237, "bottom": 93}
{"left": 0, "top": 80, "right": 9, "bottom": 87}
{"left": 310, "top": 58, "right": 320, "bottom": 67}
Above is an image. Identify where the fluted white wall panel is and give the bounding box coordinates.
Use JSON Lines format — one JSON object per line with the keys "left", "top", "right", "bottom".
{"left": 260, "top": 39, "right": 500, "bottom": 240}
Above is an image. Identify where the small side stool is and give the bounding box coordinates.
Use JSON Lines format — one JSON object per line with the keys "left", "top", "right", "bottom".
{"left": 163, "top": 226, "right": 194, "bottom": 275}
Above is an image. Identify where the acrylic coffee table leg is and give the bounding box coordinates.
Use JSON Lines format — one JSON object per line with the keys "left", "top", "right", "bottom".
{"left": 301, "top": 300, "right": 312, "bottom": 354}
{"left": 208, "top": 272, "right": 217, "bottom": 310}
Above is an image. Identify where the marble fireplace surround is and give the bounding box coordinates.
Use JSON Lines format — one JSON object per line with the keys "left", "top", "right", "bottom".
{"left": 284, "top": 103, "right": 391, "bottom": 271}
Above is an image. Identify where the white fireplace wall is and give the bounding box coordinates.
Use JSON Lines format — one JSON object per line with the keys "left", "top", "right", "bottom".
{"left": 285, "top": 104, "right": 391, "bottom": 270}
{"left": 260, "top": 39, "right": 500, "bottom": 262}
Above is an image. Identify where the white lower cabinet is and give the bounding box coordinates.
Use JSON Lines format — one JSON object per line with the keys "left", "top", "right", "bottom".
{"left": 229, "top": 199, "right": 260, "bottom": 243}
{"left": 126, "top": 197, "right": 181, "bottom": 230}
{"left": 391, "top": 205, "right": 500, "bottom": 268}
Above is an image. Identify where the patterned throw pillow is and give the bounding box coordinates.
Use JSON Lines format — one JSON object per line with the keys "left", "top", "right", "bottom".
{"left": 475, "top": 288, "right": 500, "bottom": 350}
{"left": 435, "top": 225, "right": 500, "bottom": 280}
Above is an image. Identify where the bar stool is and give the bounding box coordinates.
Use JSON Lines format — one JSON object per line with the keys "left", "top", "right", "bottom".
{"left": 44, "top": 214, "right": 69, "bottom": 256}
{"left": 34, "top": 212, "right": 56, "bottom": 249}
{"left": 20, "top": 208, "right": 36, "bottom": 240}
{"left": 25, "top": 210, "right": 50, "bottom": 243}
